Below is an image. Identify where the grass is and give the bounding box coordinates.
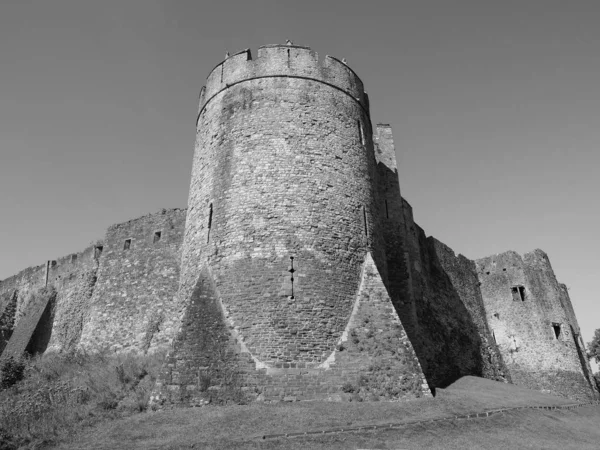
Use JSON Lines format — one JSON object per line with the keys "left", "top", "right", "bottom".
{"left": 54, "top": 376, "right": 600, "bottom": 449}
{"left": 0, "top": 349, "right": 166, "bottom": 449}
{"left": 1, "top": 352, "right": 598, "bottom": 449}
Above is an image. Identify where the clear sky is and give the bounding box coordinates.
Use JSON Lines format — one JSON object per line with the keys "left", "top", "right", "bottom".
{"left": 1, "top": 1, "right": 598, "bottom": 355}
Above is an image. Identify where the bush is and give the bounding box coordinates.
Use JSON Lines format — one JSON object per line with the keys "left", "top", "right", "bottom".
{"left": 0, "top": 357, "right": 26, "bottom": 390}
{"left": 341, "top": 382, "right": 355, "bottom": 393}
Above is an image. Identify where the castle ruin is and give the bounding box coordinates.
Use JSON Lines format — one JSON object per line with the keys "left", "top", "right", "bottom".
{"left": 0, "top": 44, "right": 597, "bottom": 404}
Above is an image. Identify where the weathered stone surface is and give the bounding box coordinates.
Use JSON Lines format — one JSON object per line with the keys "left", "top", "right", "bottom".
{"left": 477, "top": 250, "right": 598, "bottom": 400}
{"left": 152, "top": 253, "right": 429, "bottom": 405}
{"left": 1, "top": 286, "right": 56, "bottom": 360}
{"left": 0, "top": 43, "right": 596, "bottom": 403}
{"left": 78, "top": 209, "right": 186, "bottom": 354}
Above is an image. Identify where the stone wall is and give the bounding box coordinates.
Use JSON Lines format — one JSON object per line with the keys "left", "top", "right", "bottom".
{"left": 78, "top": 208, "right": 186, "bottom": 354}
{"left": 383, "top": 194, "right": 510, "bottom": 392}
{"left": 0, "top": 244, "right": 103, "bottom": 357}
{"left": 477, "top": 250, "right": 598, "bottom": 400}
{"left": 44, "top": 245, "right": 100, "bottom": 353}
{"left": 153, "top": 253, "right": 429, "bottom": 405}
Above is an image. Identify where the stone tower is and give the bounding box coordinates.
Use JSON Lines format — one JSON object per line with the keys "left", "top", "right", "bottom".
{"left": 154, "top": 44, "right": 429, "bottom": 403}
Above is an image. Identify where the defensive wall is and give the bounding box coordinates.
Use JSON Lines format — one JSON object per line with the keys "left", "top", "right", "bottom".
{"left": 78, "top": 208, "right": 186, "bottom": 354}
{"left": 0, "top": 43, "right": 597, "bottom": 404}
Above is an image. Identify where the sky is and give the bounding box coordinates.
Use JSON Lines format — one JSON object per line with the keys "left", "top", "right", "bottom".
{"left": 0, "top": 1, "right": 598, "bottom": 354}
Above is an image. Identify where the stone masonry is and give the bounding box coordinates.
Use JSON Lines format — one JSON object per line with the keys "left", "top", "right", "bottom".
{"left": 0, "top": 43, "right": 597, "bottom": 403}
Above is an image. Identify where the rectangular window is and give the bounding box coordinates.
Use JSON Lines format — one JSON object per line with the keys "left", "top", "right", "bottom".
{"left": 71, "top": 254, "right": 78, "bottom": 263}
{"left": 511, "top": 286, "right": 526, "bottom": 302}
{"left": 153, "top": 231, "right": 162, "bottom": 243}
{"left": 123, "top": 239, "right": 131, "bottom": 250}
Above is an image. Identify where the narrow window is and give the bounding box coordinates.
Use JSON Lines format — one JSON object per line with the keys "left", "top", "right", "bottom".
{"left": 491, "top": 330, "right": 496, "bottom": 344}
{"left": 357, "top": 121, "right": 365, "bottom": 146}
{"left": 207, "top": 203, "right": 213, "bottom": 243}
{"left": 552, "top": 323, "right": 562, "bottom": 340}
{"left": 511, "top": 285, "right": 525, "bottom": 301}
{"left": 362, "top": 206, "right": 368, "bottom": 238}
{"left": 220, "top": 64, "right": 223, "bottom": 83}
{"left": 153, "top": 231, "right": 162, "bottom": 243}
{"left": 287, "top": 48, "right": 290, "bottom": 67}
{"left": 123, "top": 239, "right": 131, "bottom": 250}
{"left": 385, "top": 199, "right": 389, "bottom": 218}
{"left": 71, "top": 254, "right": 78, "bottom": 263}
{"left": 94, "top": 245, "right": 103, "bottom": 259}
{"left": 288, "top": 256, "right": 295, "bottom": 299}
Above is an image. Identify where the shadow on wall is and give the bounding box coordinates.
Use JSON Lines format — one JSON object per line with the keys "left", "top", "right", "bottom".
{"left": 25, "top": 296, "right": 55, "bottom": 355}
{"left": 391, "top": 229, "right": 507, "bottom": 393}
{"left": 571, "top": 325, "right": 596, "bottom": 394}
{"left": 374, "top": 161, "right": 507, "bottom": 394}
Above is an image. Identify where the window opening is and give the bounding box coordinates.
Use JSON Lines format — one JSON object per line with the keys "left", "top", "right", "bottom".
{"left": 385, "top": 200, "right": 389, "bottom": 218}
{"left": 552, "top": 323, "right": 562, "bottom": 340}
{"left": 153, "top": 231, "right": 162, "bottom": 243}
{"left": 123, "top": 239, "right": 131, "bottom": 250}
{"left": 94, "top": 246, "right": 103, "bottom": 259}
{"left": 357, "top": 121, "right": 365, "bottom": 146}
{"left": 71, "top": 254, "right": 78, "bottom": 263}
{"left": 511, "top": 285, "right": 525, "bottom": 302}
{"left": 220, "top": 65, "right": 223, "bottom": 83}
{"left": 288, "top": 256, "right": 296, "bottom": 299}
{"left": 362, "top": 206, "right": 368, "bottom": 238}
{"left": 491, "top": 330, "right": 496, "bottom": 344}
{"left": 207, "top": 203, "right": 213, "bottom": 243}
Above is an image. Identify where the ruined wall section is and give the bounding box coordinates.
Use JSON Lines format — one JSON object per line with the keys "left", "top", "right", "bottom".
{"left": 0, "top": 265, "right": 47, "bottom": 358}
{"left": 179, "top": 44, "right": 384, "bottom": 370}
{"left": 78, "top": 209, "right": 186, "bottom": 354}
{"left": 477, "top": 250, "right": 598, "bottom": 400}
{"left": 0, "top": 244, "right": 105, "bottom": 357}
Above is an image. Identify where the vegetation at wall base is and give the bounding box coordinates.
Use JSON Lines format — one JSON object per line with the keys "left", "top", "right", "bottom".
{"left": 0, "top": 349, "right": 166, "bottom": 450}
{"left": 588, "top": 328, "right": 600, "bottom": 363}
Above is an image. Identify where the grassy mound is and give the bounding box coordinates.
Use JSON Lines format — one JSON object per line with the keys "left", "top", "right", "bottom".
{"left": 0, "top": 350, "right": 165, "bottom": 449}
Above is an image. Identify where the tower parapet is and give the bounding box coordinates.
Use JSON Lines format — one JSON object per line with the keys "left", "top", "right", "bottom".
{"left": 198, "top": 45, "right": 369, "bottom": 117}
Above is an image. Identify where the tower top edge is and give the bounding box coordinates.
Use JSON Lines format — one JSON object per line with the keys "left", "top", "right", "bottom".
{"left": 198, "top": 44, "right": 368, "bottom": 113}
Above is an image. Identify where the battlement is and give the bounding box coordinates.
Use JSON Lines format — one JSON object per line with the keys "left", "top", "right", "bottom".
{"left": 199, "top": 44, "right": 369, "bottom": 115}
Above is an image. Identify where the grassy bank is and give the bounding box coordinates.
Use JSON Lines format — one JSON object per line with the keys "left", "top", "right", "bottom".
{"left": 0, "top": 350, "right": 165, "bottom": 449}
{"left": 56, "top": 376, "right": 599, "bottom": 449}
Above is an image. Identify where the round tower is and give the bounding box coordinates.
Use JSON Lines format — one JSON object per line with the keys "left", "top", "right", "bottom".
{"left": 180, "top": 44, "right": 380, "bottom": 367}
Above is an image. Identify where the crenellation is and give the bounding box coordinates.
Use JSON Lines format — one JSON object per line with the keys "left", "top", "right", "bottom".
{"left": 1, "top": 43, "right": 596, "bottom": 404}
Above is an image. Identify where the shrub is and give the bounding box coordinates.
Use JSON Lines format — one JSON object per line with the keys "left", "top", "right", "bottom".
{"left": 341, "top": 382, "right": 355, "bottom": 393}
{"left": 0, "top": 356, "right": 26, "bottom": 390}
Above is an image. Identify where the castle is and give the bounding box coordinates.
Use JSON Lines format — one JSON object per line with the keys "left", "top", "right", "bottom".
{"left": 0, "top": 43, "right": 597, "bottom": 404}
